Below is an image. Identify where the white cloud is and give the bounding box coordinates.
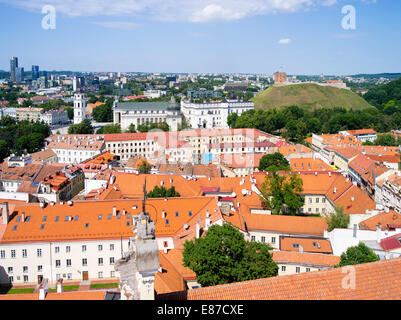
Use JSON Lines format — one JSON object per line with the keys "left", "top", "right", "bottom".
{"left": 0, "top": 0, "right": 372, "bottom": 23}
{"left": 279, "top": 38, "right": 292, "bottom": 44}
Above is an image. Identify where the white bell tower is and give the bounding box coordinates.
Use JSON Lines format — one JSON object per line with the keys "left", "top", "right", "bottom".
{"left": 73, "top": 93, "right": 86, "bottom": 124}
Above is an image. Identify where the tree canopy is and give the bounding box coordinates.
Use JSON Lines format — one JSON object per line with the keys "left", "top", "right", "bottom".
{"left": 258, "top": 152, "right": 291, "bottom": 172}
{"left": 336, "top": 242, "right": 379, "bottom": 267}
{"left": 137, "top": 160, "right": 151, "bottom": 174}
{"left": 147, "top": 185, "right": 180, "bottom": 198}
{"left": 68, "top": 119, "right": 94, "bottom": 134}
{"left": 183, "top": 223, "right": 278, "bottom": 287}
{"left": 325, "top": 206, "right": 350, "bottom": 231}
{"left": 259, "top": 172, "right": 304, "bottom": 215}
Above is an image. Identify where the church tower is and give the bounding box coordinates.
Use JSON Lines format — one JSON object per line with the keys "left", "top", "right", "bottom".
{"left": 73, "top": 93, "right": 86, "bottom": 124}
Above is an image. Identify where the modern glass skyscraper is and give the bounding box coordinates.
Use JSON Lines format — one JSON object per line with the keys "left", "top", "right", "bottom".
{"left": 15, "top": 67, "right": 24, "bottom": 83}
{"left": 10, "top": 56, "right": 18, "bottom": 82}
{"left": 32, "top": 65, "right": 40, "bottom": 80}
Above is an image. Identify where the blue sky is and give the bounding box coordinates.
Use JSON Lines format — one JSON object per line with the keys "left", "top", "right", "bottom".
{"left": 0, "top": 0, "right": 400, "bottom": 75}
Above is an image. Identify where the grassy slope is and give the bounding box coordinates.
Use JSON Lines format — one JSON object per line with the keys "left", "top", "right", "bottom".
{"left": 253, "top": 83, "right": 374, "bottom": 111}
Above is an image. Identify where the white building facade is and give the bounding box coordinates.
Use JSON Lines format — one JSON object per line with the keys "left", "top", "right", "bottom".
{"left": 180, "top": 99, "right": 254, "bottom": 129}
{"left": 73, "top": 93, "right": 86, "bottom": 125}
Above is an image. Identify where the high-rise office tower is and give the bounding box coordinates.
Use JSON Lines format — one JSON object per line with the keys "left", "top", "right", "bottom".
{"left": 10, "top": 57, "right": 18, "bottom": 82}
{"left": 32, "top": 65, "right": 40, "bottom": 80}
{"left": 15, "top": 67, "right": 24, "bottom": 83}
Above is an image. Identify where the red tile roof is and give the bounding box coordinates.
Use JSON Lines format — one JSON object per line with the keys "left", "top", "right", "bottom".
{"left": 160, "top": 258, "right": 401, "bottom": 300}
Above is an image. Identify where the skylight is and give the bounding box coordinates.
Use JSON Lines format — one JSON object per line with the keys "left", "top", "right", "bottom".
{"left": 55, "top": 216, "right": 59, "bottom": 222}
{"left": 85, "top": 223, "right": 89, "bottom": 228}
{"left": 98, "top": 215, "right": 102, "bottom": 220}
{"left": 126, "top": 221, "right": 130, "bottom": 226}
{"left": 175, "top": 212, "right": 179, "bottom": 217}
{"left": 12, "top": 225, "right": 17, "bottom": 231}
{"left": 42, "top": 216, "right": 47, "bottom": 222}
{"left": 25, "top": 216, "right": 30, "bottom": 222}
{"left": 40, "top": 224, "right": 45, "bottom": 230}
{"left": 189, "top": 211, "right": 192, "bottom": 216}
{"left": 108, "top": 214, "right": 111, "bottom": 220}
{"left": 16, "top": 216, "right": 21, "bottom": 222}
{"left": 75, "top": 216, "right": 79, "bottom": 221}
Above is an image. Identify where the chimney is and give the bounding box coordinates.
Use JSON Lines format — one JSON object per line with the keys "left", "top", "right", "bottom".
{"left": 112, "top": 206, "right": 117, "bottom": 216}
{"left": 333, "top": 187, "right": 337, "bottom": 194}
{"left": 351, "top": 196, "right": 354, "bottom": 202}
{"left": 205, "top": 212, "right": 210, "bottom": 231}
{"left": 1, "top": 202, "right": 9, "bottom": 225}
{"left": 376, "top": 224, "right": 382, "bottom": 242}
{"left": 162, "top": 210, "right": 166, "bottom": 218}
{"left": 38, "top": 287, "right": 46, "bottom": 300}
{"left": 163, "top": 248, "right": 168, "bottom": 254}
{"left": 299, "top": 245, "right": 304, "bottom": 254}
{"left": 57, "top": 279, "right": 63, "bottom": 293}
{"left": 21, "top": 212, "right": 25, "bottom": 223}
{"left": 353, "top": 224, "right": 357, "bottom": 238}
{"left": 196, "top": 220, "right": 200, "bottom": 239}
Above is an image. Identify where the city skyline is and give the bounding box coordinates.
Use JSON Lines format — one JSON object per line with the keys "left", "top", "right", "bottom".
{"left": 0, "top": 1, "right": 400, "bottom": 75}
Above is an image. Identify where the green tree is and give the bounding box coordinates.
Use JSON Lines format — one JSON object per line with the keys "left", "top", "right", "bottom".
{"left": 97, "top": 124, "right": 121, "bottom": 134}
{"left": 65, "top": 107, "right": 74, "bottom": 120}
{"left": 258, "top": 152, "right": 291, "bottom": 172}
{"left": 227, "top": 113, "right": 239, "bottom": 128}
{"left": 147, "top": 185, "right": 180, "bottom": 198}
{"left": 68, "top": 119, "right": 94, "bottom": 134}
{"left": 183, "top": 224, "right": 278, "bottom": 287}
{"left": 259, "top": 172, "right": 304, "bottom": 215}
{"left": 336, "top": 243, "right": 379, "bottom": 267}
{"left": 138, "top": 160, "right": 152, "bottom": 174}
{"left": 324, "top": 206, "right": 350, "bottom": 231}
{"left": 0, "top": 139, "right": 9, "bottom": 160}
{"left": 126, "top": 123, "right": 136, "bottom": 133}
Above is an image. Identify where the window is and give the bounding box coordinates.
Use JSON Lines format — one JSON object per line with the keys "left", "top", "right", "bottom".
{"left": 111, "top": 271, "right": 115, "bottom": 278}
{"left": 281, "top": 266, "right": 286, "bottom": 272}
{"left": 11, "top": 250, "right": 15, "bottom": 258}
{"left": 322, "top": 198, "right": 326, "bottom": 203}
{"left": 98, "top": 215, "right": 102, "bottom": 220}
{"left": 82, "top": 245, "right": 87, "bottom": 252}
{"left": 293, "top": 244, "right": 300, "bottom": 248}
{"left": 55, "top": 216, "right": 59, "bottom": 222}
{"left": 23, "top": 266, "right": 28, "bottom": 273}
{"left": 296, "top": 267, "right": 301, "bottom": 273}
{"left": 271, "top": 237, "right": 276, "bottom": 244}
{"left": 42, "top": 216, "right": 47, "bottom": 222}
{"left": 98, "top": 245, "right": 103, "bottom": 251}
{"left": 55, "top": 247, "right": 60, "bottom": 253}
{"left": 251, "top": 236, "right": 256, "bottom": 242}
{"left": 110, "top": 244, "right": 114, "bottom": 251}
{"left": 38, "top": 265, "right": 43, "bottom": 273}
{"left": 9, "top": 276, "right": 13, "bottom": 283}
{"left": 261, "top": 236, "right": 266, "bottom": 243}
{"left": 82, "top": 258, "right": 87, "bottom": 267}
{"left": 8, "top": 267, "right": 13, "bottom": 274}
{"left": 306, "top": 268, "right": 311, "bottom": 272}
{"left": 309, "top": 198, "right": 312, "bottom": 204}
{"left": 98, "top": 258, "right": 103, "bottom": 266}
{"left": 66, "top": 259, "right": 71, "bottom": 267}
{"left": 0, "top": 250, "right": 5, "bottom": 259}
{"left": 37, "top": 249, "right": 42, "bottom": 257}
{"left": 98, "top": 272, "right": 103, "bottom": 279}
{"left": 22, "top": 249, "right": 27, "bottom": 258}
{"left": 110, "top": 257, "right": 115, "bottom": 265}
{"left": 316, "top": 198, "right": 320, "bottom": 203}
{"left": 23, "top": 275, "right": 29, "bottom": 283}
{"left": 66, "top": 246, "right": 71, "bottom": 253}
{"left": 55, "top": 260, "right": 61, "bottom": 268}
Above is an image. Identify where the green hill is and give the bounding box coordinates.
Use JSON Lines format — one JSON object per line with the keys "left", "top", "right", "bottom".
{"left": 253, "top": 83, "right": 374, "bottom": 111}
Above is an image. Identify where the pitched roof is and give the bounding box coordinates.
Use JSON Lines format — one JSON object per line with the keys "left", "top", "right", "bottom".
{"left": 290, "top": 158, "right": 335, "bottom": 172}
{"left": 0, "top": 291, "right": 106, "bottom": 300}
{"left": 160, "top": 258, "right": 401, "bottom": 300}
{"left": 379, "top": 233, "right": 401, "bottom": 251}
{"left": 359, "top": 210, "right": 401, "bottom": 231}
{"left": 0, "top": 197, "right": 221, "bottom": 243}
{"left": 272, "top": 251, "right": 340, "bottom": 267}
{"left": 279, "top": 236, "right": 333, "bottom": 254}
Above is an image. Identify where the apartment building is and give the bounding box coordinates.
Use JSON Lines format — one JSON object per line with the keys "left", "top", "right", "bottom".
{"left": 45, "top": 135, "right": 106, "bottom": 164}
{"left": 15, "top": 107, "right": 44, "bottom": 122}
